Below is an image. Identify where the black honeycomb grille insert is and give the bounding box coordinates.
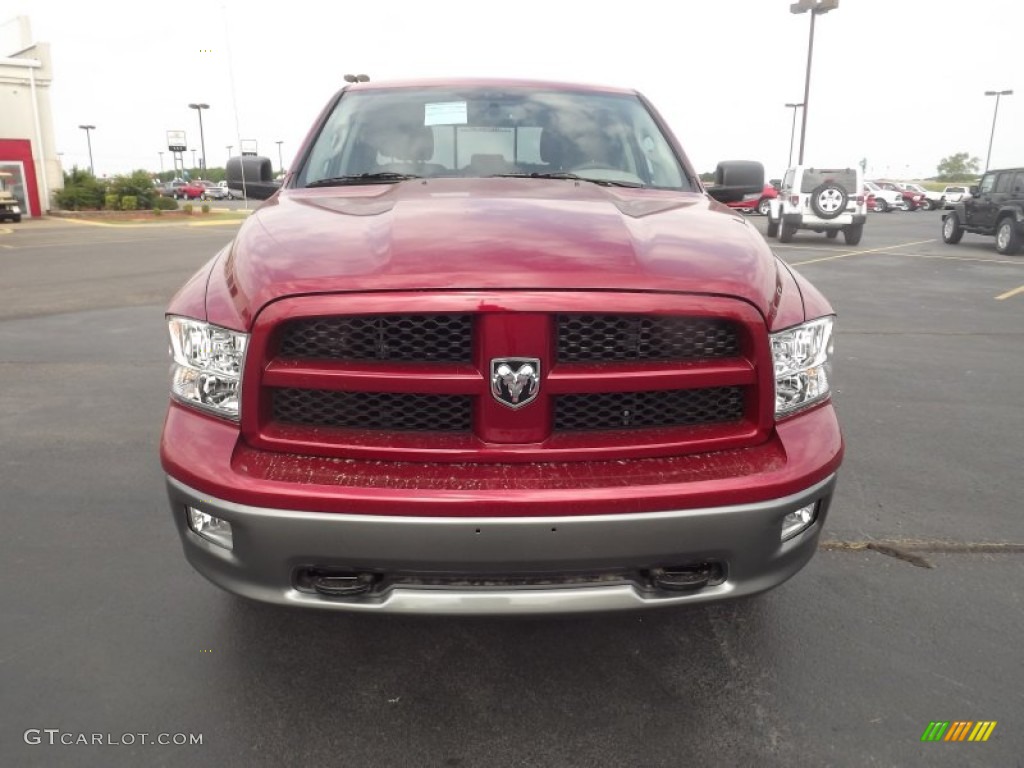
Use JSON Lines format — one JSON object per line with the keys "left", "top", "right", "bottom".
{"left": 278, "top": 315, "right": 472, "bottom": 363}
{"left": 273, "top": 389, "right": 472, "bottom": 432}
{"left": 557, "top": 314, "right": 739, "bottom": 362}
{"left": 554, "top": 387, "right": 745, "bottom": 431}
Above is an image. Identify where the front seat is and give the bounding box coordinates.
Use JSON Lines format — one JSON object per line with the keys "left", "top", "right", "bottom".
{"left": 539, "top": 128, "right": 582, "bottom": 172}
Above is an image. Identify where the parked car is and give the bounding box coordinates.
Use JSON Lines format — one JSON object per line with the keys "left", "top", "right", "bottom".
{"left": 942, "top": 167, "right": 1024, "bottom": 254}
{"left": 178, "top": 181, "right": 207, "bottom": 201}
{"left": 199, "top": 181, "right": 226, "bottom": 200}
{"left": 862, "top": 181, "right": 907, "bottom": 213}
{"left": 725, "top": 182, "right": 778, "bottom": 215}
{"left": 216, "top": 180, "right": 242, "bottom": 200}
{"left": 941, "top": 185, "right": 972, "bottom": 209}
{"left": 161, "top": 180, "right": 188, "bottom": 199}
{"left": 163, "top": 78, "right": 843, "bottom": 615}
{"left": 0, "top": 171, "right": 22, "bottom": 223}
{"left": 766, "top": 165, "right": 867, "bottom": 243}
{"left": 896, "top": 182, "right": 943, "bottom": 211}
{"left": 873, "top": 181, "right": 925, "bottom": 211}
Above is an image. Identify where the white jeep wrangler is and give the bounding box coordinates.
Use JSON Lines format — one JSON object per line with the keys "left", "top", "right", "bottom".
{"left": 767, "top": 165, "right": 867, "bottom": 245}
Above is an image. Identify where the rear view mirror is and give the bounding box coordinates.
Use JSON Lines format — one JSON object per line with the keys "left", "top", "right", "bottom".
{"left": 226, "top": 156, "right": 280, "bottom": 201}
{"left": 969, "top": 185, "right": 979, "bottom": 196}
{"left": 706, "top": 161, "right": 765, "bottom": 204}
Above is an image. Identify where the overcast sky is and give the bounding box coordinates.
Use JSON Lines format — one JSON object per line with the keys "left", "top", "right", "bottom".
{"left": 8, "top": 0, "right": 1021, "bottom": 180}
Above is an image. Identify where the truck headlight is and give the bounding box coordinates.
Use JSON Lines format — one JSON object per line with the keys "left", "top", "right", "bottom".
{"left": 167, "top": 316, "right": 248, "bottom": 420}
{"left": 771, "top": 316, "right": 834, "bottom": 417}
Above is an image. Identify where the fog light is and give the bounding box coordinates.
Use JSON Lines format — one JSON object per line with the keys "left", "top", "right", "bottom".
{"left": 781, "top": 502, "right": 818, "bottom": 541}
{"left": 186, "top": 507, "right": 233, "bottom": 549}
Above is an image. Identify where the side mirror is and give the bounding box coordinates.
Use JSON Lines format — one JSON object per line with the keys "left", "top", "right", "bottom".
{"left": 226, "top": 156, "right": 281, "bottom": 201}
{"left": 969, "top": 185, "right": 979, "bottom": 196}
{"left": 706, "top": 161, "right": 765, "bottom": 204}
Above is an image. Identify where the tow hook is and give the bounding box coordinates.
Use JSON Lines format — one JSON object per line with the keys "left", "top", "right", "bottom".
{"left": 311, "top": 572, "right": 377, "bottom": 597}
{"left": 650, "top": 563, "right": 721, "bottom": 591}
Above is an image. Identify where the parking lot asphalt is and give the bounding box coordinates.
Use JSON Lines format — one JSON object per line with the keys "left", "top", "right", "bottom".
{"left": 1, "top": 210, "right": 1021, "bottom": 767}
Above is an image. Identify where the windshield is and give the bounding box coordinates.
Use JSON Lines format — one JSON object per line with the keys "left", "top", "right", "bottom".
{"left": 298, "top": 86, "right": 690, "bottom": 190}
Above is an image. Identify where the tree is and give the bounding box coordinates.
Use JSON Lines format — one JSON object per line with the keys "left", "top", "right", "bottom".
{"left": 936, "top": 153, "right": 980, "bottom": 181}
{"left": 699, "top": 171, "right": 715, "bottom": 182}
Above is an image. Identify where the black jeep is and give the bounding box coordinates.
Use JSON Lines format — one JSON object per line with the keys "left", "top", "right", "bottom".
{"left": 942, "top": 168, "right": 1024, "bottom": 255}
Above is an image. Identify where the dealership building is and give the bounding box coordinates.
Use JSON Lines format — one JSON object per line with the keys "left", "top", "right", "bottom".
{"left": 0, "top": 16, "right": 60, "bottom": 217}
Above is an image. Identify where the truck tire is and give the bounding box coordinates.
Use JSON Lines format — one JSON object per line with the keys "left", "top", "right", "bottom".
{"left": 826, "top": 229, "right": 838, "bottom": 239}
{"left": 843, "top": 224, "right": 863, "bottom": 246}
{"left": 810, "top": 183, "right": 848, "bottom": 220}
{"left": 942, "top": 213, "right": 964, "bottom": 244}
{"left": 779, "top": 221, "right": 797, "bottom": 243}
{"left": 757, "top": 198, "right": 771, "bottom": 216}
{"left": 766, "top": 216, "right": 779, "bottom": 238}
{"left": 995, "top": 216, "right": 1022, "bottom": 255}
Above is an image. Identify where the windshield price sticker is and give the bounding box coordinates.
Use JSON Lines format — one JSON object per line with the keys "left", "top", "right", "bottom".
{"left": 424, "top": 102, "right": 468, "bottom": 126}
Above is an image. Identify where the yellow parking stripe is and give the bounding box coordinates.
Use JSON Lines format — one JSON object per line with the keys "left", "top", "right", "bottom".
{"left": 789, "top": 239, "right": 936, "bottom": 266}
{"left": 995, "top": 284, "right": 1024, "bottom": 300}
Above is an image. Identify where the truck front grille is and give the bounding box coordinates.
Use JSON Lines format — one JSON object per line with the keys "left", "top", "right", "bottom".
{"left": 554, "top": 387, "right": 745, "bottom": 431}
{"left": 556, "top": 314, "right": 739, "bottom": 362}
{"left": 274, "top": 389, "right": 472, "bottom": 432}
{"left": 279, "top": 314, "right": 472, "bottom": 363}
{"left": 251, "top": 298, "right": 768, "bottom": 461}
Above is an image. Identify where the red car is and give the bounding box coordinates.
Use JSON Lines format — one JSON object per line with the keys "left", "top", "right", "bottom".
{"left": 725, "top": 182, "right": 779, "bottom": 215}
{"left": 178, "top": 180, "right": 206, "bottom": 200}
{"left": 162, "top": 79, "right": 843, "bottom": 615}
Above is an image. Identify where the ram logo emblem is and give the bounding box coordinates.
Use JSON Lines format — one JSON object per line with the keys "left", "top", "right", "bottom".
{"left": 490, "top": 358, "right": 541, "bottom": 409}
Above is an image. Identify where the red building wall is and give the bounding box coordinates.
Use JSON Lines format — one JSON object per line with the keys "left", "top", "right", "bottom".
{"left": 0, "top": 138, "right": 41, "bottom": 217}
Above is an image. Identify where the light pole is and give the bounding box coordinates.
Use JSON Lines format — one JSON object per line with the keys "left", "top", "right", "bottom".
{"left": 984, "top": 90, "right": 1013, "bottom": 172}
{"left": 276, "top": 140, "right": 284, "bottom": 174}
{"left": 191, "top": 149, "right": 197, "bottom": 169}
{"left": 785, "top": 102, "right": 804, "bottom": 168}
{"left": 188, "top": 103, "right": 209, "bottom": 170}
{"left": 78, "top": 124, "right": 96, "bottom": 175}
{"left": 227, "top": 145, "right": 233, "bottom": 164}
{"left": 790, "top": 0, "right": 838, "bottom": 165}
{"left": 158, "top": 151, "right": 165, "bottom": 173}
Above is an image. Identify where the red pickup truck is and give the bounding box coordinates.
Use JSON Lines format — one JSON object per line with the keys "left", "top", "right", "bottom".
{"left": 161, "top": 79, "right": 843, "bottom": 615}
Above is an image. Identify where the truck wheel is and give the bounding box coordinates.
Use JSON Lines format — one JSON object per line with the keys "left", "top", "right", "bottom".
{"left": 826, "top": 229, "right": 838, "bottom": 239}
{"left": 766, "top": 216, "right": 779, "bottom": 238}
{"left": 995, "top": 216, "right": 1022, "bottom": 255}
{"left": 810, "top": 183, "right": 848, "bottom": 220}
{"left": 13, "top": 215, "right": 21, "bottom": 223}
{"left": 942, "top": 213, "right": 964, "bottom": 244}
{"left": 843, "top": 224, "right": 863, "bottom": 246}
{"left": 779, "top": 221, "right": 797, "bottom": 243}
{"left": 875, "top": 199, "right": 888, "bottom": 213}
{"left": 920, "top": 199, "right": 933, "bottom": 211}
{"left": 757, "top": 198, "right": 771, "bottom": 216}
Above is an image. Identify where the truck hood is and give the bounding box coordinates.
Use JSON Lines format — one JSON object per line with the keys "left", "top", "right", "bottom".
{"left": 207, "top": 178, "right": 780, "bottom": 328}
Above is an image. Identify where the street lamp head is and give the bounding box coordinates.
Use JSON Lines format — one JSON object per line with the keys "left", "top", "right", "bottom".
{"left": 791, "top": 0, "right": 838, "bottom": 13}
{"left": 344, "top": 74, "right": 358, "bottom": 83}
{"left": 984, "top": 90, "right": 1013, "bottom": 96}
{"left": 785, "top": 102, "right": 805, "bottom": 108}
{"left": 79, "top": 124, "right": 95, "bottom": 130}
{"left": 188, "top": 103, "right": 210, "bottom": 110}
{"left": 356, "top": 74, "right": 370, "bottom": 82}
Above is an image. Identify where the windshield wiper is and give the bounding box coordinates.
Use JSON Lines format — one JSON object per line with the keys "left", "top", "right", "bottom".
{"left": 305, "top": 172, "right": 422, "bottom": 188}
{"left": 492, "top": 172, "right": 644, "bottom": 188}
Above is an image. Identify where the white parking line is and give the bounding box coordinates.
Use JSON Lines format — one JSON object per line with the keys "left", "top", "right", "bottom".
{"left": 789, "top": 239, "right": 937, "bottom": 266}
